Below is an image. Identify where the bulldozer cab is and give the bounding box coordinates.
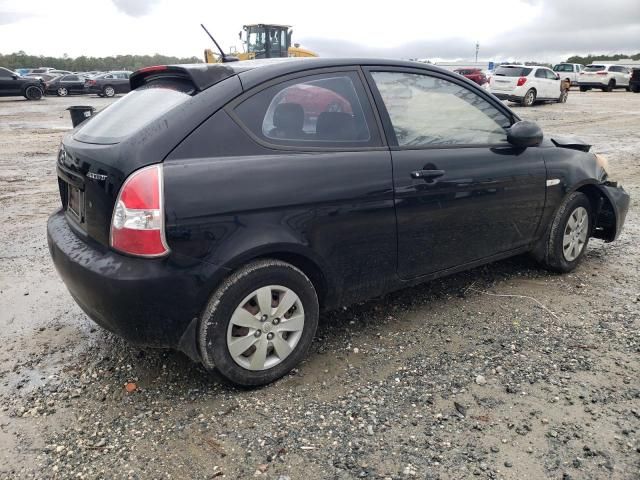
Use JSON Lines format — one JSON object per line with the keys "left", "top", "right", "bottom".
{"left": 244, "top": 24, "right": 291, "bottom": 59}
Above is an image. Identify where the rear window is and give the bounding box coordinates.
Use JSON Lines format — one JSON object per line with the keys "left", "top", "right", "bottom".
{"left": 74, "top": 81, "right": 191, "bottom": 144}
{"left": 584, "top": 65, "right": 606, "bottom": 72}
{"left": 495, "top": 66, "right": 533, "bottom": 77}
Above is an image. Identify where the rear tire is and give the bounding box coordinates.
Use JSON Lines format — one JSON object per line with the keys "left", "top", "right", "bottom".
{"left": 103, "top": 85, "right": 115, "bottom": 98}
{"left": 632, "top": 85, "right": 640, "bottom": 93}
{"left": 602, "top": 80, "right": 615, "bottom": 92}
{"left": 521, "top": 89, "right": 536, "bottom": 107}
{"left": 579, "top": 86, "right": 589, "bottom": 92}
{"left": 198, "top": 259, "right": 319, "bottom": 387}
{"left": 24, "top": 86, "right": 42, "bottom": 100}
{"left": 56, "top": 87, "right": 68, "bottom": 97}
{"left": 538, "top": 192, "right": 592, "bottom": 273}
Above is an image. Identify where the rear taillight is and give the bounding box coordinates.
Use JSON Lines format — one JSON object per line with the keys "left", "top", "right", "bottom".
{"left": 86, "top": 79, "right": 96, "bottom": 86}
{"left": 110, "top": 164, "right": 169, "bottom": 257}
{"left": 516, "top": 77, "right": 527, "bottom": 87}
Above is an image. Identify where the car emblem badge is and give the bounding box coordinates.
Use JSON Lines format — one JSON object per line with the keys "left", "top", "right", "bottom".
{"left": 87, "top": 172, "right": 108, "bottom": 181}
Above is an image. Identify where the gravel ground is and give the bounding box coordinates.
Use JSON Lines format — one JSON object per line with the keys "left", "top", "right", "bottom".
{"left": 0, "top": 91, "right": 638, "bottom": 480}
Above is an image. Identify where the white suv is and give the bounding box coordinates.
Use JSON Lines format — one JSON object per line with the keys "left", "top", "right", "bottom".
{"left": 489, "top": 65, "right": 566, "bottom": 107}
{"left": 578, "top": 64, "right": 632, "bottom": 92}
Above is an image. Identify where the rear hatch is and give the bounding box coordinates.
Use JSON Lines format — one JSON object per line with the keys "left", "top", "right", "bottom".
{"left": 580, "top": 65, "right": 607, "bottom": 81}
{"left": 56, "top": 64, "right": 240, "bottom": 247}
{"left": 491, "top": 66, "right": 532, "bottom": 92}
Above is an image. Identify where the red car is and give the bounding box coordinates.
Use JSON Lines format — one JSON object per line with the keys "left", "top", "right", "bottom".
{"left": 455, "top": 68, "right": 488, "bottom": 86}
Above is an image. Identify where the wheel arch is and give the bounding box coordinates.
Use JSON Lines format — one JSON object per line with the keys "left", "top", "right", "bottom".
{"left": 219, "top": 244, "right": 332, "bottom": 309}
{"left": 575, "top": 183, "right": 619, "bottom": 242}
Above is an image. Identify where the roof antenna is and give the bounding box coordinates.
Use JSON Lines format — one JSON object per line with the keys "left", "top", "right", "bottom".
{"left": 201, "top": 24, "right": 239, "bottom": 63}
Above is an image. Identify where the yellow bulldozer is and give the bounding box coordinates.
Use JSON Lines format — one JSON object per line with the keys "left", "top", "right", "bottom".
{"left": 203, "top": 23, "right": 317, "bottom": 63}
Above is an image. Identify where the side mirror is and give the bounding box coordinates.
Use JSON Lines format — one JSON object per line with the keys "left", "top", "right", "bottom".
{"left": 12, "top": 74, "right": 18, "bottom": 80}
{"left": 507, "top": 120, "right": 543, "bottom": 148}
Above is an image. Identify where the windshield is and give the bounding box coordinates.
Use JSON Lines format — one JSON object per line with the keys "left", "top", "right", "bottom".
{"left": 74, "top": 83, "right": 190, "bottom": 144}
{"left": 584, "top": 65, "right": 606, "bottom": 72}
{"left": 495, "top": 66, "right": 533, "bottom": 77}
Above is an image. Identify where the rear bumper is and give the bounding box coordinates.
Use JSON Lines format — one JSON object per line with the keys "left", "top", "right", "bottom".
{"left": 47, "top": 209, "right": 229, "bottom": 358}
{"left": 578, "top": 81, "right": 607, "bottom": 88}
{"left": 492, "top": 92, "right": 523, "bottom": 102}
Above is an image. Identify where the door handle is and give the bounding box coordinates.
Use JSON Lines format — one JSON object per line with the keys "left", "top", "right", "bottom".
{"left": 411, "top": 169, "right": 445, "bottom": 180}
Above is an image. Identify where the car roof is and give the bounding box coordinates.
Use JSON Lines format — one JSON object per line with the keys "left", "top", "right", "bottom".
{"left": 158, "top": 58, "right": 459, "bottom": 91}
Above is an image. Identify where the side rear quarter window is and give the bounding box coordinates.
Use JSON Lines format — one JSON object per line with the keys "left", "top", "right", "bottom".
{"left": 232, "top": 71, "right": 379, "bottom": 149}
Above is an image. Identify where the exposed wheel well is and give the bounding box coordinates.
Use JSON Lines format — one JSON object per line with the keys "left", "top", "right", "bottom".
{"left": 576, "top": 184, "right": 616, "bottom": 241}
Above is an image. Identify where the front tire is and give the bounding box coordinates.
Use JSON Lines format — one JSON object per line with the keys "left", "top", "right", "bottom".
{"left": 24, "top": 86, "right": 43, "bottom": 100}
{"left": 521, "top": 89, "right": 536, "bottom": 107}
{"left": 198, "top": 259, "right": 319, "bottom": 387}
{"left": 539, "top": 192, "right": 592, "bottom": 273}
{"left": 579, "top": 86, "right": 589, "bottom": 92}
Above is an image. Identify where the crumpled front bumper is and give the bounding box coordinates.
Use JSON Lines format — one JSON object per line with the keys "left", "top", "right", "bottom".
{"left": 597, "top": 182, "right": 630, "bottom": 241}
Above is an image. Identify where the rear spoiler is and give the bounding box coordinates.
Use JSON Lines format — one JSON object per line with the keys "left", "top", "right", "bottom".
{"left": 129, "top": 64, "right": 237, "bottom": 92}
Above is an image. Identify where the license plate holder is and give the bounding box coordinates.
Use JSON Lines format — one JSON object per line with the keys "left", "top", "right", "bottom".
{"left": 67, "top": 184, "right": 84, "bottom": 222}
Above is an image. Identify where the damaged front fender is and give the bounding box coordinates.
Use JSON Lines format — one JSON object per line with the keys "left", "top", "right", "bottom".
{"left": 593, "top": 182, "right": 630, "bottom": 242}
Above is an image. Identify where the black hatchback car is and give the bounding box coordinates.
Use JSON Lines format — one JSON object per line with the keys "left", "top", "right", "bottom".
{"left": 47, "top": 59, "right": 630, "bottom": 386}
{"left": 0, "top": 67, "right": 43, "bottom": 100}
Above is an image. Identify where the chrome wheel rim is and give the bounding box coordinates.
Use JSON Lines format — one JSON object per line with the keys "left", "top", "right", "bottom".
{"left": 226, "top": 285, "right": 305, "bottom": 371}
{"left": 525, "top": 91, "right": 534, "bottom": 105}
{"left": 58, "top": 87, "right": 67, "bottom": 96}
{"left": 563, "top": 206, "right": 588, "bottom": 261}
{"left": 105, "top": 87, "right": 114, "bottom": 96}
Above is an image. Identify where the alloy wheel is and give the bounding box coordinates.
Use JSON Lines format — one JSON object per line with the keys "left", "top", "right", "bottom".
{"left": 524, "top": 90, "right": 535, "bottom": 106}
{"left": 226, "top": 285, "right": 305, "bottom": 371}
{"left": 562, "top": 206, "right": 588, "bottom": 261}
{"left": 57, "top": 87, "right": 68, "bottom": 97}
{"left": 105, "top": 87, "right": 115, "bottom": 97}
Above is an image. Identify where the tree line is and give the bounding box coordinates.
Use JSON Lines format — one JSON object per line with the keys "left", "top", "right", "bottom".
{"left": 0, "top": 51, "right": 203, "bottom": 72}
{"left": 565, "top": 53, "right": 640, "bottom": 64}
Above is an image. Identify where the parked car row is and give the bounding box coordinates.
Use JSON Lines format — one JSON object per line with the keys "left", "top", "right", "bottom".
{"left": 489, "top": 65, "right": 569, "bottom": 106}
{"left": 43, "top": 71, "right": 132, "bottom": 97}
{"left": 0, "top": 68, "right": 132, "bottom": 99}
{"left": 578, "top": 64, "right": 633, "bottom": 92}
{"left": 482, "top": 63, "right": 638, "bottom": 107}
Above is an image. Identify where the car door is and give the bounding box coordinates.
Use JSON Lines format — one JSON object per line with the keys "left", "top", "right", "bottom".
{"left": 534, "top": 68, "right": 552, "bottom": 98}
{"left": 365, "top": 67, "right": 546, "bottom": 279}
{"left": 544, "top": 69, "right": 561, "bottom": 97}
{"left": 618, "top": 67, "right": 631, "bottom": 86}
{"left": 167, "top": 68, "right": 398, "bottom": 304}
{"left": 0, "top": 67, "right": 21, "bottom": 96}
{"left": 67, "top": 75, "right": 83, "bottom": 94}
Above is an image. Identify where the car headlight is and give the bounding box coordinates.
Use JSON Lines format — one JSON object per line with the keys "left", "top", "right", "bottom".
{"left": 595, "top": 153, "right": 610, "bottom": 176}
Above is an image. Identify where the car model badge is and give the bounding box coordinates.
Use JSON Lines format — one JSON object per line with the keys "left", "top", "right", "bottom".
{"left": 87, "top": 172, "right": 108, "bottom": 181}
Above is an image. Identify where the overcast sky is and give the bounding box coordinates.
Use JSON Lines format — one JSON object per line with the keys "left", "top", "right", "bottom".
{"left": 0, "top": 0, "right": 638, "bottom": 63}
